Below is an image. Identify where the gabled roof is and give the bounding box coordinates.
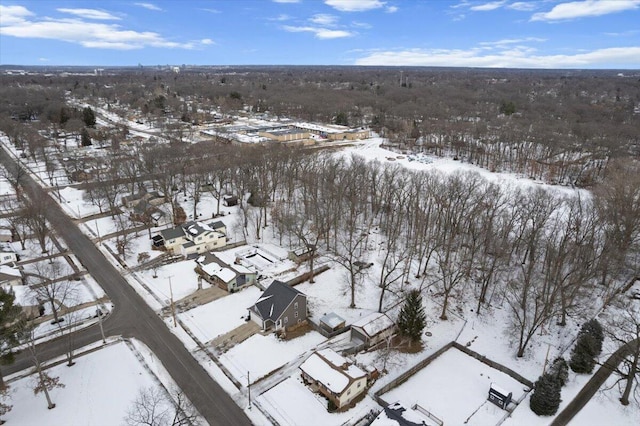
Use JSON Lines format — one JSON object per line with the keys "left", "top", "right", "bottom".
{"left": 0, "top": 265, "right": 21, "bottom": 281}
{"left": 251, "top": 280, "right": 304, "bottom": 322}
{"left": 299, "top": 348, "right": 366, "bottom": 395}
{"left": 160, "top": 226, "right": 185, "bottom": 241}
{"left": 0, "top": 242, "right": 15, "bottom": 253}
{"left": 351, "top": 312, "right": 395, "bottom": 338}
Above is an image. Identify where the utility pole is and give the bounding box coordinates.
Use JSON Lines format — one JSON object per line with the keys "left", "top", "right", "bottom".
{"left": 95, "top": 220, "right": 101, "bottom": 245}
{"left": 168, "top": 275, "right": 177, "bottom": 327}
{"left": 247, "top": 371, "right": 251, "bottom": 409}
{"left": 97, "top": 307, "right": 106, "bottom": 344}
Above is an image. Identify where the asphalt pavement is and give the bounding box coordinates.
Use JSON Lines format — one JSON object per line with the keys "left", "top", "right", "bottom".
{"left": 0, "top": 147, "right": 251, "bottom": 426}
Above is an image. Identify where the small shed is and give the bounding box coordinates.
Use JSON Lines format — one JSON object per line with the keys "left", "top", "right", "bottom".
{"left": 320, "top": 312, "right": 346, "bottom": 333}
{"left": 488, "top": 383, "right": 512, "bottom": 410}
{"left": 223, "top": 195, "right": 238, "bottom": 207}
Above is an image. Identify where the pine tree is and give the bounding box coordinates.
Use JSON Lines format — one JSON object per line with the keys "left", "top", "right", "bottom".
{"left": 530, "top": 373, "right": 562, "bottom": 416}
{"left": 581, "top": 319, "right": 604, "bottom": 356}
{"left": 80, "top": 127, "right": 92, "bottom": 147}
{"left": 82, "top": 107, "right": 96, "bottom": 127}
{"left": 570, "top": 319, "right": 604, "bottom": 374}
{"left": 397, "top": 290, "right": 426, "bottom": 345}
{"left": 549, "top": 357, "right": 569, "bottom": 387}
{"left": 0, "top": 288, "right": 23, "bottom": 389}
{"left": 570, "top": 336, "right": 598, "bottom": 373}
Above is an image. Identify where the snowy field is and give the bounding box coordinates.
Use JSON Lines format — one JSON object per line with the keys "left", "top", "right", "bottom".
{"left": 381, "top": 347, "right": 527, "bottom": 426}
{"left": 220, "top": 331, "right": 326, "bottom": 384}
{"left": 3, "top": 339, "right": 184, "bottom": 426}
{"left": 178, "top": 286, "right": 262, "bottom": 343}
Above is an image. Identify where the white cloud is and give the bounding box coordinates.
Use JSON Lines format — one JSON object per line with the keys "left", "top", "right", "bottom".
{"left": 57, "top": 8, "right": 121, "bottom": 20}
{"left": 0, "top": 5, "right": 34, "bottom": 25}
{"left": 283, "top": 25, "right": 353, "bottom": 39}
{"left": 479, "top": 37, "right": 546, "bottom": 46}
{"left": 604, "top": 30, "right": 640, "bottom": 37}
{"left": 200, "top": 38, "right": 215, "bottom": 45}
{"left": 470, "top": 1, "right": 506, "bottom": 11}
{"left": 352, "top": 21, "right": 372, "bottom": 29}
{"left": 507, "top": 2, "right": 537, "bottom": 11}
{"left": 310, "top": 14, "right": 338, "bottom": 26}
{"left": 269, "top": 14, "right": 292, "bottom": 21}
{"left": 325, "top": 0, "right": 386, "bottom": 12}
{"left": 134, "top": 3, "right": 163, "bottom": 12}
{"left": 0, "top": 6, "right": 199, "bottom": 50}
{"left": 386, "top": 6, "right": 399, "bottom": 13}
{"left": 531, "top": 0, "right": 640, "bottom": 21}
{"left": 200, "top": 8, "right": 221, "bottom": 14}
{"left": 354, "top": 46, "right": 640, "bottom": 68}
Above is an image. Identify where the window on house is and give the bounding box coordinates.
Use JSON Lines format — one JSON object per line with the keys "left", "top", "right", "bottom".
{"left": 294, "top": 302, "right": 298, "bottom": 309}
{"left": 294, "top": 311, "right": 298, "bottom": 318}
{"left": 284, "top": 317, "right": 288, "bottom": 324}
{"left": 198, "top": 236, "right": 203, "bottom": 241}
{"left": 357, "top": 382, "right": 361, "bottom": 388}
{"left": 347, "top": 390, "right": 351, "bottom": 395}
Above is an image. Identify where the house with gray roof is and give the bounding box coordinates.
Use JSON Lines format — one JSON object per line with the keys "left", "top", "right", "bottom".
{"left": 248, "top": 280, "right": 307, "bottom": 332}
{"left": 195, "top": 252, "right": 256, "bottom": 292}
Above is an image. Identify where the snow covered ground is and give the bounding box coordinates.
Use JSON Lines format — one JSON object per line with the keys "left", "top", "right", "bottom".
{"left": 3, "top": 339, "right": 197, "bottom": 426}
{"left": 220, "top": 331, "right": 326, "bottom": 385}
{"left": 178, "top": 286, "right": 262, "bottom": 343}
{"left": 381, "top": 347, "right": 526, "bottom": 426}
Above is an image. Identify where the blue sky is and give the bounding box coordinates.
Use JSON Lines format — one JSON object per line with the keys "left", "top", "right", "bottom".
{"left": 0, "top": 0, "right": 638, "bottom": 68}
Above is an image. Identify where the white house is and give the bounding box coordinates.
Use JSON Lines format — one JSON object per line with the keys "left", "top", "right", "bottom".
{"left": 299, "top": 348, "right": 368, "bottom": 409}
{"left": 195, "top": 252, "right": 256, "bottom": 292}
{"left": 0, "top": 242, "right": 18, "bottom": 266}
{"left": 0, "top": 265, "right": 22, "bottom": 286}
{"left": 157, "top": 220, "right": 227, "bottom": 258}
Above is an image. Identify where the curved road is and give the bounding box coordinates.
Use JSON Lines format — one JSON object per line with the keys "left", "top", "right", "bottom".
{"left": 0, "top": 147, "right": 251, "bottom": 426}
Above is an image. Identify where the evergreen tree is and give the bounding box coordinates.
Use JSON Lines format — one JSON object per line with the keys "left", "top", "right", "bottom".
{"left": 581, "top": 319, "right": 604, "bottom": 356}
{"left": 0, "top": 288, "right": 24, "bottom": 389}
{"left": 397, "top": 290, "right": 426, "bottom": 345}
{"left": 549, "top": 357, "right": 569, "bottom": 387}
{"left": 570, "top": 319, "right": 604, "bottom": 374}
{"left": 530, "top": 373, "right": 562, "bottom": 416}
{"left": 334, "top": 111, "right": 349, "bottom": 126}
{"left": 570, "top": 336, "right": 598, "bottom": 373}
{"left": 80, "top": 127, "right": 92, "bottom": 147}
{"left": 82, "top": 107, "right": 96, "bottom": 127}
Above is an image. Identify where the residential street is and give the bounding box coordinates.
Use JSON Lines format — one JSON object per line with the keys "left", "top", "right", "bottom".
{"left": 0, "top": 147, "right": 251, "bottom": 426}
